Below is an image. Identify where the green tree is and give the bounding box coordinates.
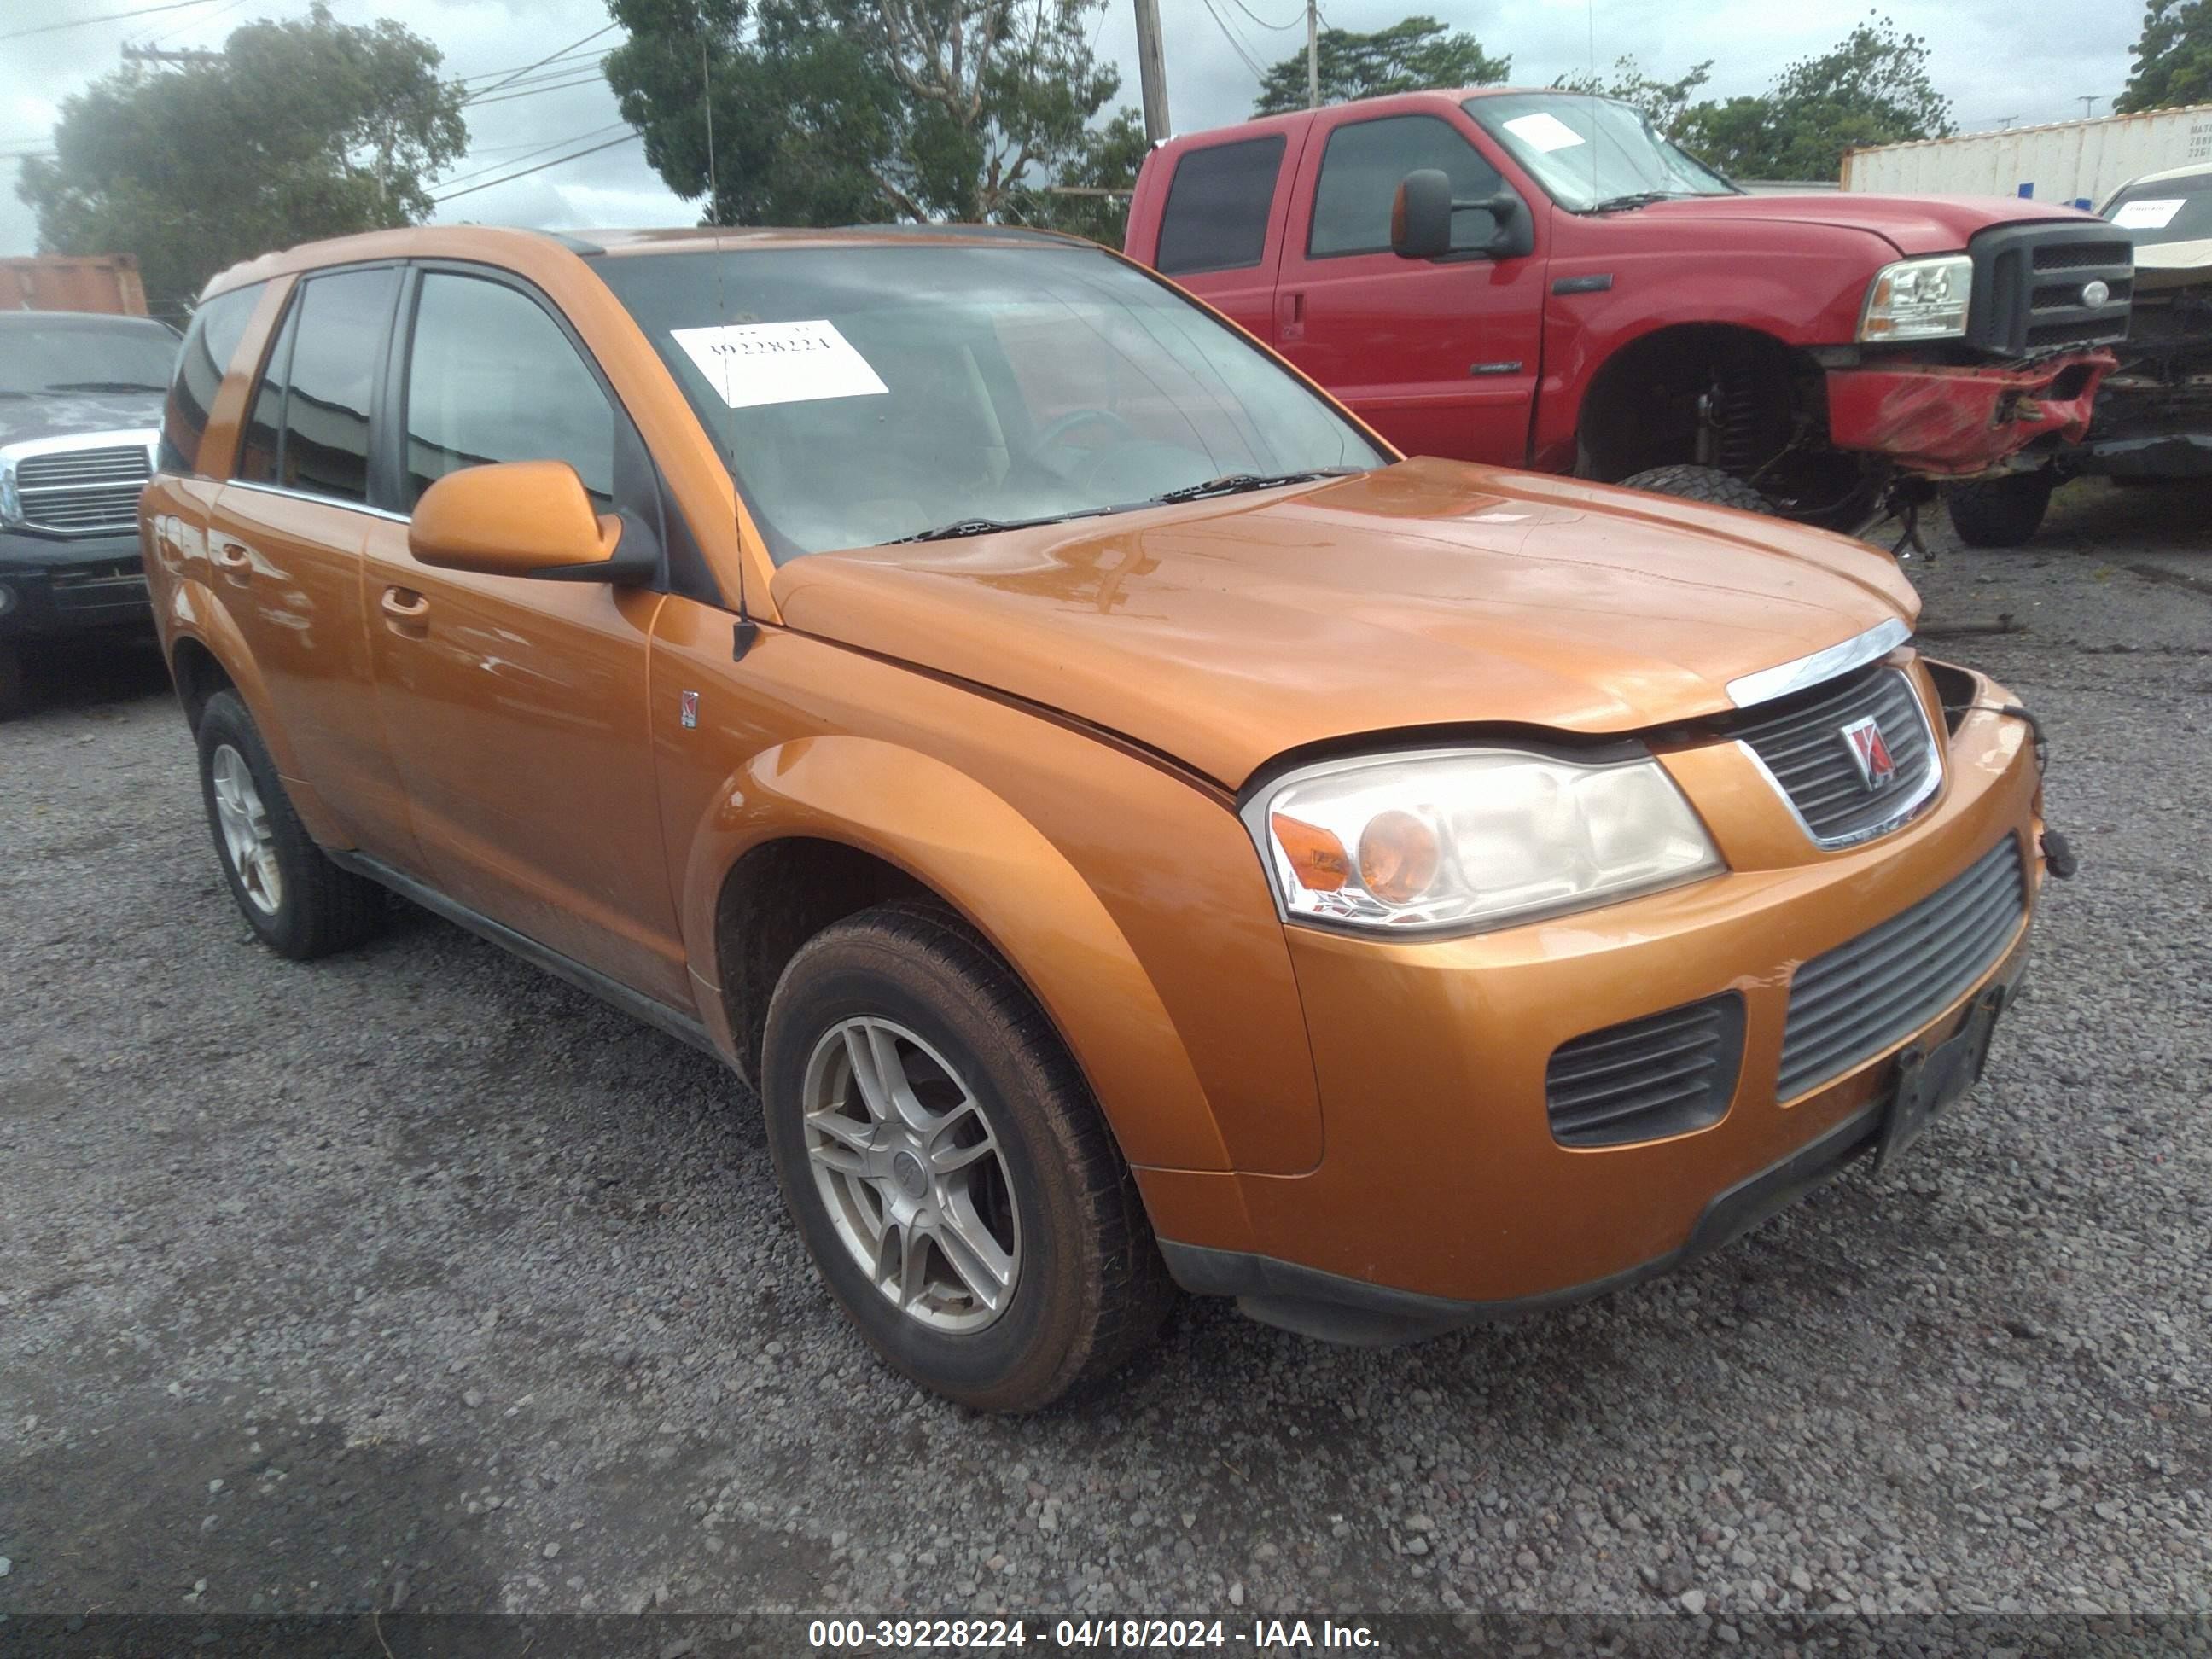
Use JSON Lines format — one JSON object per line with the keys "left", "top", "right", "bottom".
{"left": 15, "top": 3, "right": 464, "bottom": 315}
{"left": 2116, "top": 0, "right": 2212, "bottom": 112}
{"left": 605, "top": 0, "right": 1135, "bottom": 230}
{"left": 1552, "top": 55, "right": 1714, "bottom": 141}
{"left": 1252, "top": 15, "right": 1509, "bottom": 116}
{"left": 1681, "top": 12, "right": 1952, "bottom": 179}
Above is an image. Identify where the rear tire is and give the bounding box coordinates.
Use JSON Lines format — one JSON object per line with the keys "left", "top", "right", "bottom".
{"left": 195, "top": 690, "right": 384, "bottom": 959}
{"left": 761, "top": 899, "right": 1173, "bottom": 1412}
{"left": 1619, "top": 463, "right": 1776, "bottom": 515}
{"left": 0, "top": 643, "right": 25, "bottom": 720}
{"left": 1944, "top": 469, "right": 2054, "bottom": 547}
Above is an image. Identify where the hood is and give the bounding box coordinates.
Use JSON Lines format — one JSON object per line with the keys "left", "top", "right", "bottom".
{"left": 2133, "top": 238, "right": 2212, "bottom": 292}
{"left": 0, "top": 388, "right": 165, "bottom": 451}
{"left": 1627, "top": 193, "right": 2101, "bottom": 258}
{"left": 770, "top": 458, "right": 1919, "bottom": 788}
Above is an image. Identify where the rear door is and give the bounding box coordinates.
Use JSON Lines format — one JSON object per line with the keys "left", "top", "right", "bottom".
{"left": 358, "top": 265, "right": 690, "bottom": 1008}
{"left": 1274, "top": 107, "right": 1548, "bottom": 463}
{"left": 205, "top": 265, "right": 424, "bottom": 869}
{"left": 1144, "top": 129, "right": 1303, "bottom": 345}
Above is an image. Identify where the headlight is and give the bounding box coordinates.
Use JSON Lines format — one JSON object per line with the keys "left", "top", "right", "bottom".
{"left": 1243, "top": 748, "right": 1723, "bottom": 935}
{"left": 0, "top": 456, "right": 20, "bottom": 528}
{"left": 1859, "top": 254, "right": 1973, "bottom": 342}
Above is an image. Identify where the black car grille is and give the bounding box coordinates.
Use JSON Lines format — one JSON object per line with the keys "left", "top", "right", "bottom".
{"left": 1777, "top": 837, "right": 2028, "bottom": 1100}
{"left": 14, "top": 444, "right": 151, "bottom": 535}
{"left": 1965, "top": 223, "right": 2131, "bottom": 356}
{"left": 50, "top": 557, "right": 149, "bottom": 614}
{"left": 1546, "top": 994, "right": 1744, "bottom": 1148}
{"left": 1733, "top": 666, "right": 1939, "bottom": 847}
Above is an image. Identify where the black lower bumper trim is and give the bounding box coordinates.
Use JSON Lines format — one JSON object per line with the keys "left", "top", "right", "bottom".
{"left": 1159, "top": 1097, "right": 1888, "bottom": 1346}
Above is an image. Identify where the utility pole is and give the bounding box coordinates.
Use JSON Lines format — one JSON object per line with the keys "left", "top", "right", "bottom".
{"left": 2076, "top": 95, "right": 2098, "bottom": 119}
{"left": 1133, "top": 0, "right": 1170, "bottom": 143}
{"left": 121, "top": 42, "right": 223, "bottom": 66}
{"left": 1307, "top": 1, "right": 1318, "bottom": 110}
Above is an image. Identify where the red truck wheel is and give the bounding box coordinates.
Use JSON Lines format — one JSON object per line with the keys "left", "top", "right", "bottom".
{"left": 1618, "top": 464, "right": 1775, "bottom": 516}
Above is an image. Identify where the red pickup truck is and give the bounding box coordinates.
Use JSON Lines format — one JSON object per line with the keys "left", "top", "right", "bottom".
{"left": 1124, "top": 89, "right": 2131, "bottom": 545}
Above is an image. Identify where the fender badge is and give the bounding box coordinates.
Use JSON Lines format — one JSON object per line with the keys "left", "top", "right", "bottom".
{"left": 680, "top": 690, "right": 699, "bottom": 729}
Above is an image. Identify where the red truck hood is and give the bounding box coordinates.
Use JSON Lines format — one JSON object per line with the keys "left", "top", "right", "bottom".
{"left": 770, "top": 458, "right": 1919, "bottom": 788}
{"left": 1628, "top": 193, "right": 2103, "bottom": 257}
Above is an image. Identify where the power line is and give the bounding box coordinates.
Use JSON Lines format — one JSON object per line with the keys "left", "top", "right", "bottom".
{"left": 457, "top": 48, "right": 608, "bottom": 85}
{"left": 463, "top": 73, "right": 611, "bottom": 109}
{"left": 0, "top": 0, "right": 212, "bottom": 44}
{"left": 434, "top": 121, "right": 629, "bottom": 188}
{"left": 1226, "top": 0, "right": 1301, "bottom": 28}
{"left": 431, "top": 130, "right": 641, "bottom": 203}
{"left": 1196, "top": 0, "right": 1268, "bottom": 79}
{"left": 466, "top": 21, "right": 618, "bottom": 101}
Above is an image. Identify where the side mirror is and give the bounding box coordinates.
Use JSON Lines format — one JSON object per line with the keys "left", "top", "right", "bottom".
{"left": 1390, "top": 169, "right": 1533, "bottom": 262}
{"left": 408, "top": 460, "right": 651, "bottom": 584}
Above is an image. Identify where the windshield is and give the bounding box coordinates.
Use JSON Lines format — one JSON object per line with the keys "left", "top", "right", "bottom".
{"left": 2104, "top": 178, "right": 2212, "bottom": 247}
{"left": 0, "top": 318, "right": 178, "bottom": 397}
{"left": 593, "top": 242, "right": 1383, "bottom": 558}
{"left": 1465, "top": 94, "right": 1738, "bottom": 212}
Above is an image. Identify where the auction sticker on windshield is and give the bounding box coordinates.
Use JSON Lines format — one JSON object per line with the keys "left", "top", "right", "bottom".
{"left": 1503, "top": 111, "right": 1586, "bottom": 152}
{"left": 671, "top": 319, "right": 890, "bottom": 409}
{"left": 2112, "top": 198, "right": 2186, "bottom": 230}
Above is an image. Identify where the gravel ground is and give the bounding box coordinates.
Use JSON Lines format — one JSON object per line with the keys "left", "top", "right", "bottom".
{"left": 0, "top": 479, "right": 2207, "bottom": 1633}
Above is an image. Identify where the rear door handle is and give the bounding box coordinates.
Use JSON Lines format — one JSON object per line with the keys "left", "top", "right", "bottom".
{"left": 380, "top": 585, "right": 430, "bottom": 634}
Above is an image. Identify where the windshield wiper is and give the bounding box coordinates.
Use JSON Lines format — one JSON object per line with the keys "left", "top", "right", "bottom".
{"left": 1582, "top": 191, "right": 1676, "bottom": 215}
{"left": 1149, "top": 467, "right": 1364, "bottom": 505}
{"left": 884, "top": 507, "right": 1116, "bottom": 544}
{"left": 43, "top": 380, "right": 169, "bottom": 393}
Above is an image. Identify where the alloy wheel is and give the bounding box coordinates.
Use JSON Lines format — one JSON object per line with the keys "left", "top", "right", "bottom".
{"left": 210, "top": 743, "right": 283, "bottom": 916}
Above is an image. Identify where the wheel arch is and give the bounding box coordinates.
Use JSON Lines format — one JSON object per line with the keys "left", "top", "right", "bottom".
{"left": 1573, "top": 322, "right": 1812, "bottom": 483}
{"left": 685, "top": 736, "right": 1235, "bottom": 1174}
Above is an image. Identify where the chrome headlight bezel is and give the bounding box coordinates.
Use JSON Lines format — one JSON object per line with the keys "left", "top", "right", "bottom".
{"left": 1240, "top": 744, "right": 1726, "bottom": 939}
{"left": 1858, "top": 253, "right": 1975, "bottom": 343}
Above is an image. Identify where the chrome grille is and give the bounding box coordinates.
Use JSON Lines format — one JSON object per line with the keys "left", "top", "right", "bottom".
{"left": 15, "top": 443, "right": 151, "bottom": 534}
{"left": 1735, "top": 666, "right": 1940, "bottom": 847}
{"left": 1545, "top": 994, "right": 1743, "bottom": 1148}
{"left": 1778, "top": 837, "right": 2027, "bottom": 1100}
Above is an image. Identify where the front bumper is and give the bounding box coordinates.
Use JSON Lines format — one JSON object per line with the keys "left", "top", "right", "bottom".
{"left": 0, "top": 527, "right": 154, "bottom": 641}
{"left": 1138, "top": 661, "right": 2044, "bottom": 1337}
{"left": 1825, "top": 350, "right": 2114, "bottom": 476}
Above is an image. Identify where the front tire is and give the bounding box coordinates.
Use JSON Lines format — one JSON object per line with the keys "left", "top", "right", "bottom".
{"left": 195, "top": 690, "right": 384, "bottom": 959}
{"left": 1944, "top": 469, "right": 2054, "bottom": 547}
{"left": 761, "top": 901, "right": 1173, "bottom": 1412}
{"left": 1618, "top": 463, "right": 1776, "bottom": 515}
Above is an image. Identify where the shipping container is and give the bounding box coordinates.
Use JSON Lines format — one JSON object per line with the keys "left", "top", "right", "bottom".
{"left": 0, "top": 253, "right": 149, "bottom": 316}
{"left": 1842, "top": 104, "right": 2212, "bottom": 209}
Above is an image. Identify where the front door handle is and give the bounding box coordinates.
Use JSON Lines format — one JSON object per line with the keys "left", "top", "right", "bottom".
{"left": 1276, "top": 288, "right": 1306, "bottom": 342}
{"left": 213, "top": 540, "right": 252, "bottom": 579}
{"left": 380, "top": 585, "right": 430, "bottom": 635}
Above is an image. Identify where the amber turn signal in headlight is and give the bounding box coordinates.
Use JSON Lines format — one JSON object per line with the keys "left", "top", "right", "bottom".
{"left": 1244, "top": 747, "right": 1723, "bottom": 935}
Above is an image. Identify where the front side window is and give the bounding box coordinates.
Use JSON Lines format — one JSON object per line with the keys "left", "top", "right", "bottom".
{"left": 1309, "top": 115, "right": 1505, "bottom": 258}
{"left": 401, "top": 273, "right": 616, "bottom": 509}
{"left": 593, "top": 242, "right": 1384, "bottom": 560}
{"left": 1467, "top": 93, "right": 1738, "bottom": 212}
{"left": 1156, "top": 137, "right": 1286, "bottom": 275}
{"left": 160, "top": 290, "right": 259, "bottom": 474}
{"left": 269, "top": 266, "right": 399, "bottom": 504}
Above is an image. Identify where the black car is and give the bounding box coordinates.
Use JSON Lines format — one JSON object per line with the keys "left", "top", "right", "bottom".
{"left": 0, "top": 308, "right": 179, "bottom": 714}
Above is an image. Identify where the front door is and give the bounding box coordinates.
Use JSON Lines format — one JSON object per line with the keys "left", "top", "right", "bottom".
{"left": 1274, "top": 108, "right": 1548, "bottom": 465}
{"left": 361, "top": 266, "right": 690, "bottom": 1009}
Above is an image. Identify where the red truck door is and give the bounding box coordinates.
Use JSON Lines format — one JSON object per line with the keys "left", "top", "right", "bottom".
{"left": 1137, "top": 125, "right": 1306, "bottom": 345}
{"left": 1273, "top": 106, "right": 1547, "bottom": 464}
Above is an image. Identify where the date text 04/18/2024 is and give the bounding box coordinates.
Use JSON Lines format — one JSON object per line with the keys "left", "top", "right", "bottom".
{"left": 805, "top": 1618, "right": 1380, "bottom": 1650}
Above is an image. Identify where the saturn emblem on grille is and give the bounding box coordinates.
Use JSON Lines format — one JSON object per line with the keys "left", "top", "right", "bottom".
{"left": 2081, "top": 278, "right": 2110, "bottom": 307}
{"left": 1839, "top": 715, "right": 1896, "bottom": 791}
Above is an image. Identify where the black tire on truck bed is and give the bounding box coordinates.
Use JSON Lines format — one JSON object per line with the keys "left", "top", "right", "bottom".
{"left": 1618, "top": 464, "right": 1776, "bottom": 515}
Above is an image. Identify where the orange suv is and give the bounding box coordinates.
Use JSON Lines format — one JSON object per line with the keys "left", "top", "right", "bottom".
{"left": 142, "top": 225, "right": 2053, "bottom": 1411}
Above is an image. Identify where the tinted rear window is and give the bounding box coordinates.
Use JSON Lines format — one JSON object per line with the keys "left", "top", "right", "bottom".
{"left": 1155, "top": 137, "right": 1285, "bottom": 276}
{"left": 276, "top": 267, "right": 399, "bottom": 504}
{"left": 160, "top": 284, "right": 263, "bottom": 474}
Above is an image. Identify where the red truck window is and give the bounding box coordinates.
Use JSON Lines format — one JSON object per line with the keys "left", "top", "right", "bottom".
{"left": 1308, "top": 114, "right": 1503, "bottom": 259}
{"left": 1156, "top": 136, "right": 1286, "bottom": 276}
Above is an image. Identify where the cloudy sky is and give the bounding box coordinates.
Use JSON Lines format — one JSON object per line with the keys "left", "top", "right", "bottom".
{"left": 0, "top": 0, "right": 2143, "bottom": 259}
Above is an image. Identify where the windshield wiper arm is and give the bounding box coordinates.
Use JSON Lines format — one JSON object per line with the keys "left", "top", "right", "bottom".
{"left": 1149, "top": 467, "right": 1364, "bottom": 505}
{"left": 1583, "top": 191, "right": 1674, "bottom": 215}
{"left": 43, "top": 380, "right": 169, "bottom": 393}
{"left": 883, "top": 507, "right": 1115, "bottom": 544}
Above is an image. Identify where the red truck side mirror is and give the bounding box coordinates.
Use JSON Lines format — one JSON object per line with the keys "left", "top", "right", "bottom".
{"left": 1391, "top": 168, "right": 1533, "bottom": 263}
